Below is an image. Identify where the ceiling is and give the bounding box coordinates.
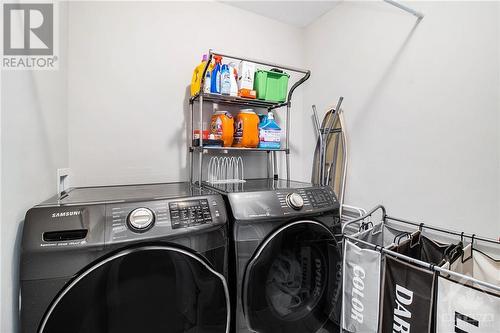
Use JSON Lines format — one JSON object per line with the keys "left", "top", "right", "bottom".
{"left": 221, "top": 1, "right": 339, "bottom": 28}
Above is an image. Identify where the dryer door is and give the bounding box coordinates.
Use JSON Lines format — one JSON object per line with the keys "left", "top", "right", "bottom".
{"left": 38, "top": 245, "right": 230, "bottom": 333}
{"left": 243, "top": 220, "right": 342, "bottom": 333}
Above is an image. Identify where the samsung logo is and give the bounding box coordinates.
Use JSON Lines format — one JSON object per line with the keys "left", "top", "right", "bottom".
{"left": 52, "top": 211, "right": 81, "bottom": 218}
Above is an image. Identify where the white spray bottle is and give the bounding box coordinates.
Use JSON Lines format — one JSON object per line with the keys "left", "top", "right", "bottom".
{"left": 229, "top": 63, "right": 238, "bottom": 97}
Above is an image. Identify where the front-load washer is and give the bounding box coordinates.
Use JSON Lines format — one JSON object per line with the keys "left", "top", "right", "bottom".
{"left": 204, "top": 178, "right": 342, "bottom": 333}
{"left": 20, "top": 182, "right": 230, "bottom": 333}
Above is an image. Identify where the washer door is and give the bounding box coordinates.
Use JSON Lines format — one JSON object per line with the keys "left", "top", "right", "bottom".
{"left": 243, "top": 220, "right": 342, "bottom": 333}
{"left": 39, "top": 245, "right": 230, "bottom": 333}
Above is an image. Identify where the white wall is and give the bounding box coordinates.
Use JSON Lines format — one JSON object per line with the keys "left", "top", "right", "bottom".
{"left": 0, "top": 3, "right": 69, "bottom": 332}
{"left": 67, "top": 1, "right": 306, "bottom": 186}
{"left": 66, "top": 0, "right": 500, "bottom": 235}
{"left": 1, "top": 2, "right": 499, "bottom": 331}
{"left": 304, "top": 1, "right": 500, "bottom": 236}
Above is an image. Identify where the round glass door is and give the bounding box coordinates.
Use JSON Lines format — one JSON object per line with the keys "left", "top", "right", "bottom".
{"left": 39, "top": 246, "right": 229, "bottom": 333}
{"left": 243, "top": 221, "right": 342, "bottom": 333}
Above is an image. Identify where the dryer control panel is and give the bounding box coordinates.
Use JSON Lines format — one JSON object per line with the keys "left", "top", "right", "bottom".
{"left": 228, "top": 186, "right": 339, "bottom": 222}
{"left": 305, "top": 188, "right": 334, "bottom": 209}
{"left": 277, "top": 187, "right": 337, "bottom": 214}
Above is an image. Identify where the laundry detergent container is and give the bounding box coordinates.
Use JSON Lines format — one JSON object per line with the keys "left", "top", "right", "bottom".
{"left": 254, "top": 69, "right": 289, "bottom": 102}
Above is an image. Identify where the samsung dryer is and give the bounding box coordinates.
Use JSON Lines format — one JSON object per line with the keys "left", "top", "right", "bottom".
{"left": 205, "top": 178, "right": 342, "bottom": 333}
{"left": 20, "top": 183, "right": 230, "bottom": 333}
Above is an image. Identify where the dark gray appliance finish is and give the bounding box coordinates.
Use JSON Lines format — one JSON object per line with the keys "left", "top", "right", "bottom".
{"left": 204, "top": 178, "right": 342, "bottom": 333}
{"left": 38, "top": 182, "right": 215, "bottom": 206}
{"left": 20, "top": 183, "right": 230, "bottom": 333}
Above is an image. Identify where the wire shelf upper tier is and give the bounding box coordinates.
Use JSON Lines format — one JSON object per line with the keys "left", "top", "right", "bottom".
{"left": 189, "top": 93, "right": 287, "bottom": 109}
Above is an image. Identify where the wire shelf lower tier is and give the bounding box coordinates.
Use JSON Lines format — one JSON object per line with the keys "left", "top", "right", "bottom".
{"left": 190, "top": 146, "right": 287, "bottom": 153}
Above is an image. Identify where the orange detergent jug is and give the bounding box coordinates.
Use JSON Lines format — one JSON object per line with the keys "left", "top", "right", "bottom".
{"left": 233, "top": 109, "right": 259, "bottom": 148}
{"left": 210, "top": 111, "right": 234, "bottom": 147}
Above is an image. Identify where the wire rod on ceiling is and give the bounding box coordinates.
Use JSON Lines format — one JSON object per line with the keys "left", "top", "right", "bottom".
{"left": 384, "top": 0, "right": 424, "bottom": 19}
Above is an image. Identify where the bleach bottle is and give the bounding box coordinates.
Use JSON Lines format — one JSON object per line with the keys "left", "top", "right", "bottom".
{"left": 259, "top": 112, "right": 281, "bottom": 149}
{"left": 220, "top": 64, "right": 231, "bottom": 95}
{"left": 210, "top": 55, "right": 223, "bottom": 94}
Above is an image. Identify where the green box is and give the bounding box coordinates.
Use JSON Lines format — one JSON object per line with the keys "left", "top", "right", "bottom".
{"left": 254, "top": 70, "right": 290, "bottom": 102}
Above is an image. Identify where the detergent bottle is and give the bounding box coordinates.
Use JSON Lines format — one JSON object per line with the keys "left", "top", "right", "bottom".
{"left": 203, "top": 60, "right": 214, "bottom": 93}
{"left": 220, "top": 64, "right": 231, "bottom": 95}
{"left": 210, "top": 111, "right": 234, "bottom": 147}
{"left": 190, "top": 54, "right": 208, "bottom": 96}
{"left": 229, "top": 63, "right": 238, "bottom": 97}
{"left": 257, "top": 112, "right": 268, "bottom": 125}
{"left": 210, "top": 55, "right": 223, "bottom": 94}
{"left": 258, "top": 112, "right": 281, "bottom": 149}
{"left": 233, "top": 109, "right": 259, "bottom": 148}
{"left": 204, "top": 70, "right": 211, "bottom": 93}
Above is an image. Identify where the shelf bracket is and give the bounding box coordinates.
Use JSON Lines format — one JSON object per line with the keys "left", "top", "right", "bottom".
{"left": 384, "top": 0, "right": 424, "bottom": 19}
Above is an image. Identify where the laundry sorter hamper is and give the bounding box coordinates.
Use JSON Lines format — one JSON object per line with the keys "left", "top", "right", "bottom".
{"left": 341, "top": 205, "right": 500, "bottom": 333}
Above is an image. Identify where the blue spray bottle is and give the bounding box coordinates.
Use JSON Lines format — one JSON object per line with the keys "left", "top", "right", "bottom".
{"left": 210, "top": 56, "right": 222, "bottom": 94}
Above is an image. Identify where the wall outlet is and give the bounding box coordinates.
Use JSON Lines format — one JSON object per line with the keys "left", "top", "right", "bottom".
{"left": 57, "top": 168, "right": 71, "bottom": 195}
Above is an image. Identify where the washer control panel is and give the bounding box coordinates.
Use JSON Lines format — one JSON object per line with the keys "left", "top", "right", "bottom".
{"left": 169, "top": 199, "right": 212, "bottom": 229}
{"left": 128, "top": 207, "right": 155, "bottom": 231}
{"left": 105, "top": 195, "right": 226, "bottom": 242}
{"left": 286, "top": 193, "right": 304, "bottom": 210}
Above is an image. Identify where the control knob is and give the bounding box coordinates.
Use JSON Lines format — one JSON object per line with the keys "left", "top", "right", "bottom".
{"left": 128, "top": 207, "right": 155, "bottom": 232}
{"left": 286, "top": 192, "right": 304, "bottom": 210}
